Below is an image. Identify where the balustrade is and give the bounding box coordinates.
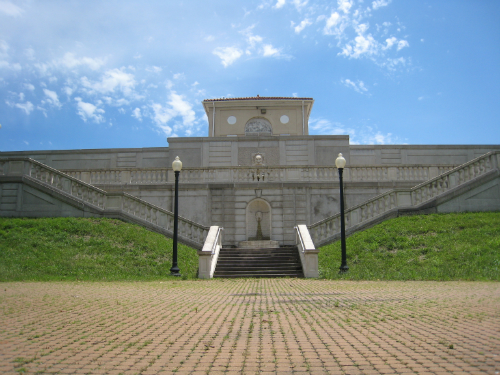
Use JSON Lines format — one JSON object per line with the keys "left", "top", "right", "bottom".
{"left": 0, "top": 158, "right": 206, "bottom": 247}
{"left": 310, "top": 152, "right": 498, "bottom": 246}
{"left": 59, "top": 164, "right": 456, "bottom": 185}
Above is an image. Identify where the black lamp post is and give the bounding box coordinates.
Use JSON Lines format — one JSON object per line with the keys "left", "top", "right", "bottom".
{"left": 336, "top": 153, "right": 349, "bottom": 273}
{"left": 170, "top": 156, "right": 182, "bottom": 276}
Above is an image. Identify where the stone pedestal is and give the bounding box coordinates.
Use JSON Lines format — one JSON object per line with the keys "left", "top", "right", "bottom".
{"left": 238, "top": 240, "right": 280, "bottom": 249}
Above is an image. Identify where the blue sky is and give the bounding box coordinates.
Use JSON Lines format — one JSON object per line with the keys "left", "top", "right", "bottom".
{"left": 1, "top": 0, "right": 499, "bottom": 151}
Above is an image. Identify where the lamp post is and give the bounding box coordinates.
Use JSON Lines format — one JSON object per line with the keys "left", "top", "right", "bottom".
{"left": 335, "top": 153, "right": 349, "bottom": 273}
{"left": 171, "top": 156, "right": 182, "bottom": 276}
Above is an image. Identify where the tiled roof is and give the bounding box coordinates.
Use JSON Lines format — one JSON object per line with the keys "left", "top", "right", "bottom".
{"left": 203, "top": 96, "right": 313, "bottom": 102}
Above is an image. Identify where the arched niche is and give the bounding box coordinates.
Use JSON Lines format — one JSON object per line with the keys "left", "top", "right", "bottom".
{"left": 245, "top": 117, "right": 272, "bottom": 136}
{"left": 246, "top": 198, "right": 271, "bottom": 241}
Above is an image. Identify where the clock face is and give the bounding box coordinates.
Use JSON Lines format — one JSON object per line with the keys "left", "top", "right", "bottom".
{"left": 280, "top": 115, "right": 289, "bottom": 124}
{"left": 227, "top": 116, "right": 237, "bottom": 125}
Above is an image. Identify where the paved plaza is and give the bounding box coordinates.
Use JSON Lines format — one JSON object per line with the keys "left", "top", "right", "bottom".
{"left": 0, "top": 280, "right": 499, "bottom": 374}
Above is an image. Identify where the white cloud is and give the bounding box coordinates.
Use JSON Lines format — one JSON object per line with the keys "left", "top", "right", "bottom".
{"left": 309, "top": 118, "right": 404, "bottom": 145}
{"left": 381, "top": 56, "right": 406, "bottom": 70}
{"left": 132, "top": 108, "right": 142, "bottom": 121}
{"left": 63, "top": 86, "right": 74, "bottom": 96}
{"left": 151, "top": 103, "right": 173, "bottom": 135}
{"left": 372, "top": 0, "right": 391, "bottom": 10}
{"left": 24, "top": 48, "right": 35, "bottom": 60}
{"left": 75, "top": 97, "right": 105, "bottom": 123}
{"left": 81, "top": 68, "right": 136, "bottom": 96}
{"left": 146, "top": 66, "right": 162, "bottom": 73}
{"left": 341, "top": 79, "right": 368, "bottom": 94}
{"left": 294, "top": 19, "right": 312, "bottom": 34}
{"left": 309, "top": 118, "right": 355, "bottom": 136}
{"left": 340, "top": 34, "right": 378, "bottom": 58}
{"left": 338, "top": 0, "right": 352, "bottom": 14}
{"left": 397, "top": 40, "right": 409, "bottom": 50}
{"left": 247, "top": 34, "right": 263, "bottom": 48}
{"left": 173, "top": 72, "right": 185, "bottom": 80}
{"left": 19, "top": 102, "right": 34, "bottom": 114}
{"left": 0, "top": 60, "right": 21, "bottom": 70}
{"left": 324, "top": 12, "right": 341, "bottom": 35}
{"left": 23, "top": 83, "right": 35, "bottom": 91}
{"left": 168, "top": 92, "right": 196, "bottom": 126}
{"left": 60, "top": 52, "right": 106, "bottom": 71}
{"left": 0, "top": 1, "right": 24, "bottom": 17}
{"left": 6, "top": 100, "right": 34, "bottom": 115}
{"left": 384, "top": 36, "right": 397, "bottom": 49}
{"left": 0, "top": 39, "right": 8, "bottom": 55}
{"left": 356, "top": 23, "right": 369, "bottom": 34}
{"left": 317, "top": 0, "right": 410, "bottom": 70}
{"left": 274, "top": 0, "right": 285, "bottom": 9}
{"left": 43, "top": 89, "right": 61, "bottom": 108}
{"left": 150, "top": 91, "right": 196, "bottom": 136}
{"left": 262, "top": 44, "right": 281, "bottom": 57}
{"left": 291, "top": 0, "right": 308, "bottom": 9}
{"left": 213, "top": 46, "right": 243, "bottom": 67}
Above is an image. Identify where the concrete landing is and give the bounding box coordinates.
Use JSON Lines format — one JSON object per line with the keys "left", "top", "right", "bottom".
{"left": 238, "top": 240, "right": 280, "bottom": 248}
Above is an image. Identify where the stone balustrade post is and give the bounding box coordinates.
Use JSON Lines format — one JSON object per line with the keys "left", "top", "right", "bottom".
{"left": 428, "top": 166, "right": 439, "bottom": 179}
{"left": 79, "top": 172, "right": 91, "bottom": 184}
{"left": 296, "top": 225, "right": 319, "bottom": 278}
{"left": 120, "top": 170, "right": 131, "bottom": 184}
{"left": 8, "top": 160, "right": 24, "bottom": 175}
{"left": 106, "top": 194, "right": 123, "bottom": 210}
{"left": 387, "top": 167, "right": 398, "bottom": 180}
{"left": 197, "top": 226, "right": 223, "bottom": 279}
{"left": 396, "top": 190, "right": 412, "bottom": 207}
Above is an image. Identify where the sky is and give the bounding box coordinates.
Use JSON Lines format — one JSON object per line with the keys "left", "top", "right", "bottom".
{"left": 1, "top": 0, "right": 499, "bottom": 152}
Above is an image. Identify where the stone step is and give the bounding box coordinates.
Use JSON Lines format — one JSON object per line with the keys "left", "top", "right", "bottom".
{"left": 214, "top": 246, "right": 304, "bottom": 278}
{"left": 216, "top": 264, "right": 303, "bottom": 270}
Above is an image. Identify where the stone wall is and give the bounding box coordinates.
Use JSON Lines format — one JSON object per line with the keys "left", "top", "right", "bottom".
{"left": 350, "top": 145, "right": 500, "bottom": 165}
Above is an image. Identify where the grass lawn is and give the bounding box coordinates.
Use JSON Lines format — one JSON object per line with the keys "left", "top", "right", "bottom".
{"left": 1, "top": 212, "right": 499, "bottom": 281}
{"left": 318, "top": 212, "right": 500, "bottom": 280}
{"left": 0, "top": 217, "right": 199, "bottom": 281}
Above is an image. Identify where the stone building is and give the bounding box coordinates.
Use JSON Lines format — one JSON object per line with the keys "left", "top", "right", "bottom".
{"left": 1, "top": 96, "right": 500, "bottom": 251}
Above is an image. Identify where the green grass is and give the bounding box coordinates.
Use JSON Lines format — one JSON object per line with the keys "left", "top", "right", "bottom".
{"left": 2, "top": 213, "right": 499, "bottom": 282}
{"left": 319, "top": 212, "right": 500, "bottom": 280}
{"left": 0, "top": 217, "right": 199, "bottom": 281}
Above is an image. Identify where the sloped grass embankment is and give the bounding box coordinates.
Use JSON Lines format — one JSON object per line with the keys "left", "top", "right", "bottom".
{"left": 0, "top": 217, "right": 199, "bottom": 281}
{"left": 1, "top": 212, "right": 499, "bottom": 281}
{"left": 318, "top": 212, "right": 500, "bottom": 280}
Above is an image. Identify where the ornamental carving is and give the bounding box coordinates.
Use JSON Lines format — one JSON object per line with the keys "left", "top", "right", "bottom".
{"left": 245, "top": 117, "right": 272, "bottom": 135}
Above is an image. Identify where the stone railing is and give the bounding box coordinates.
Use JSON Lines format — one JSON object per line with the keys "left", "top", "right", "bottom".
{"left": 60, "top": 164, "right": 457, "bottom": 185}
{"left": 0, "top": 158, "right": 208, "bottom": 248}
{"left": 197, "top": 226, "right": 223, "bottom": 279}
{"left": 64, "top": 169, "right": 169, "bottom": 185}
{"left": 308, "top": 151, "right": 500, "bottom": 247}
{"left": 295, "top": 225, "right": 319, "bottom": 278}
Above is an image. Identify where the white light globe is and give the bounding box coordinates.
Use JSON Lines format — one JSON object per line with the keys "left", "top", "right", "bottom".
{"left": 172, "top": 156, "right": 183, "bottom": 171}
{"left": 335, "top": 153, "right": 346, "bottom": 169}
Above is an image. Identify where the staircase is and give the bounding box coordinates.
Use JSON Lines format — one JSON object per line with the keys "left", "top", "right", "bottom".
{"left": 213, "top": 246, "right": 304, "bottom": 278}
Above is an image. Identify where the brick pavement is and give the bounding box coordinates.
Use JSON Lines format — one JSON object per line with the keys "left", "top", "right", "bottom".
{"left": 0, "top": 280, "right": 499, "bottom": 374}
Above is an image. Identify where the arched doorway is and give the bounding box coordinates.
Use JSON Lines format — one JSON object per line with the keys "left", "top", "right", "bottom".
{"left": 246, "top": 198, "right": 271, "bottom": 241}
